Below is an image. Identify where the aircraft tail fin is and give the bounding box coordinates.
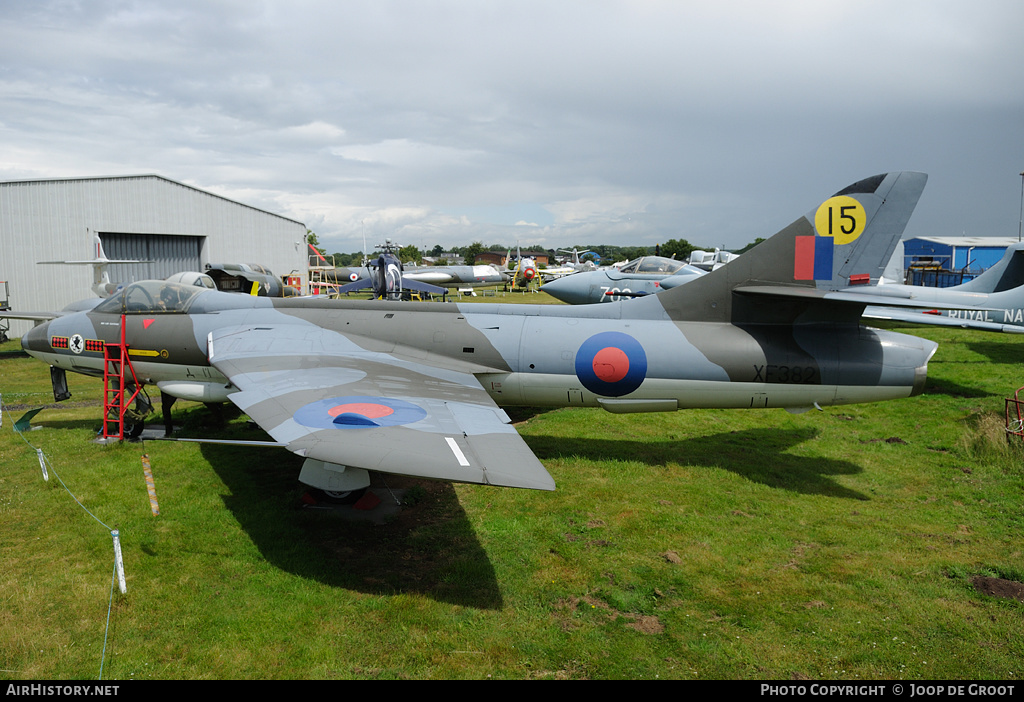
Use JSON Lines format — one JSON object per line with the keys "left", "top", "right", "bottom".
{"left": 649, "top": 172, "right": 928, "bottom": 323}
{"left": 93, "top": 234, "right": 109, "bottom": 262}
{"left": 38, "top": 233, "right": 153, "bottom": 298}
{"left": 952, "top": 243, "right": 1024, "bottom": 293}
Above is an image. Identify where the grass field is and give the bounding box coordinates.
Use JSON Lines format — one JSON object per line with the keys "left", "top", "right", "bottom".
{"left": 0, "top": 317, "right": 1022, "bottom": 680}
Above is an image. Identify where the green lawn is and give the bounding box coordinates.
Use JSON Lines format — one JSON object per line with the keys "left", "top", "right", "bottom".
{"left": 0, "top": 321, "right": 1021, "bottom": 680}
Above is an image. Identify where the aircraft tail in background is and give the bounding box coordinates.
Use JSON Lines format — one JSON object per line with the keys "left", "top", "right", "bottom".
{"left": 38, "top": 233, "right": 152, "bottom": 298}
{"left": 952, "top": 243, "right": 1024, "bottom": 294}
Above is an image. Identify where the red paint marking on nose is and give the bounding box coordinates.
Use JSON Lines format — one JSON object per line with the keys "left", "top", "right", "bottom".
{"left": 328, "top": 403, "right": 395, "bottom": 419}
{"left": 143, "top": 319, "right": 155, "bottom": 329}
{"left": 592, "top": 347, "right": 629, "bottom": 382}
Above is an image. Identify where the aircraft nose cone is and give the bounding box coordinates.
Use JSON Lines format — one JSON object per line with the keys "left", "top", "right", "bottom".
{"left": 540, "top": 275, "right": 587, "bottom": 304}
{"left": 539, "top": 276, "right": 568, "bottom": 300}
{"left": 22, "top": 321, "right": 51, "bottom": 355}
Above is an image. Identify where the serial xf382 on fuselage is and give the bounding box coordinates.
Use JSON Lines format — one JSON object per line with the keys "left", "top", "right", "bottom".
{"left": 16, "top": 171, "right": 936, "bottom": 496}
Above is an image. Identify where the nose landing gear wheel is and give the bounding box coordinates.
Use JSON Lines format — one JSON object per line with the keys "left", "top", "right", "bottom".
{"left": 314, "top": 487, "right": 369, "bottom": 505}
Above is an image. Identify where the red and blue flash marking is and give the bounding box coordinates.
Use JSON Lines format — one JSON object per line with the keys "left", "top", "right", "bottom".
{"left": 294, "top": 395, "right": 427, "bottom": 429}
{"left": 794, "top": 235, "right": 834, "bottom": 281}
{"left": 574, "top": 332, "right": 647, "bottom": 397}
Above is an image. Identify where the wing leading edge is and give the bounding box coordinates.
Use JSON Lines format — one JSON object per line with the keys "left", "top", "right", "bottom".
{"left": 207, "top": 324, "right": 555, "bottom": 491}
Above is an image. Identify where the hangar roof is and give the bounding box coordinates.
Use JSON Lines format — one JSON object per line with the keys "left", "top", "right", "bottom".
{"left": 0, "top": 174, "right": 304, "bottom": 226}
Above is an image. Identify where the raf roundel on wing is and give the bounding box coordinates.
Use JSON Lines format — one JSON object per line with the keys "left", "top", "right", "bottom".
{"left": 294, "top": 396, "right": 428, "bottom": 429}
{"left": 574, "top": 331, "right": 648, "bottom": 397}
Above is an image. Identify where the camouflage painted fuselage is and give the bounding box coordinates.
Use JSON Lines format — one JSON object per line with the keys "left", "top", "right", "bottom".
{"left": 23, "top": 284, "right": 933, "bottom": 412}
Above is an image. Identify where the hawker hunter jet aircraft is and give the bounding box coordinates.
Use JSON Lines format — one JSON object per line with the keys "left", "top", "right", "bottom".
{"left": 857, "top": 242, "right": 1024, "bottom": 333}
{"left": 12, "top": 172, "right": 936, "bottom": 496}
{"left": 541, "top": 255, "right": 707, "bottom": 303}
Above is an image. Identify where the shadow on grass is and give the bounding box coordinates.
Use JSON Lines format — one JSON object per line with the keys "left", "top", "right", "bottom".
{"left": 967, "top": 339, "right": 1024, "bottom": 364}
{"left": 195, "top": 441, "right": 504, "bottom": 610}
{"left": 527, "top": 426, "right": 871, "bottom": 500}
{"left": 923, "top": 375, "right": 998, "bottom": 398}
{"left": 21, "top": 413, "right": 103, "bottom": 426}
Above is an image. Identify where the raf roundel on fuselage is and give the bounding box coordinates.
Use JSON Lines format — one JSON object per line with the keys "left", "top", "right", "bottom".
{"left": 574, "top": 331, "right": 648, "bottom": 396}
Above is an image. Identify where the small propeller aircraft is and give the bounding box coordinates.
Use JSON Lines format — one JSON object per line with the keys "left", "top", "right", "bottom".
{"left": 7, "top": 172, "right": 938, "bottom": 496}
{"left": 334, "top": 240, "right": 447, "bottom": 299}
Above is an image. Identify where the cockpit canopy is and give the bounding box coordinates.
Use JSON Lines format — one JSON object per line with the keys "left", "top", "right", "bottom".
{"left": 93, "top": 280, "right": 208, "bottom": 315}
{"left": 617, "top": 256, "right": 689, "bottom": 275}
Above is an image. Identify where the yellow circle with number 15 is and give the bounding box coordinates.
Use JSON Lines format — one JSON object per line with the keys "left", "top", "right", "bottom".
{"left": 814, "top": 195, "right": 866, "bottom": 245}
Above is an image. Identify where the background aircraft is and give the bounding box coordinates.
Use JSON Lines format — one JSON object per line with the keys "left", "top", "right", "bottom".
{"left": 402, "top": 263, "right": 508, "bottom": 288}
{"left": 204, "top": 262, "right": 298, "bottom": 297}
{"left": 39, "top": 234, "right": 158, "bottom": 298}
{"left": 334, "top": 241, "right": 447, "bottom": 299}
{"left": 858, "top": 242, "right": 1024, "bottom": 333}
{"left": 310, "top": 256, "right": 506, "bottom": 295}
{"left": 8, "top": 171, "right": 935, "bottom": 498}
{"left": 39, "top": 234, "right": 298, "bottom": 299}
{"left": 540, "top": 255, "right": 707, "bottom": 303}
{"left": 688, "top": 248, "right": 740, "bottom": 271}
{"left": 539, "top": 248, "right": 599, "bottom": 281}
{"left": 4, "top": 236, "right": 217, "bottom": 326}
{"left": 505, "top": 247, "right": 539, "bottom": 290}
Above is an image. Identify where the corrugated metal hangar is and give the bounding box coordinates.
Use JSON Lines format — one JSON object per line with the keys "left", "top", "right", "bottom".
{"left": 0, "top": 175, "right": 308, "bottom": 336}
{"left": 903, "top": 236, "right": 1018, "bottom": 273}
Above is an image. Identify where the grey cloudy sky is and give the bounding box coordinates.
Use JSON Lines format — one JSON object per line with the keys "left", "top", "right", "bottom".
{"left": 2, "top": 0, "right": 1022, "bottom": 254}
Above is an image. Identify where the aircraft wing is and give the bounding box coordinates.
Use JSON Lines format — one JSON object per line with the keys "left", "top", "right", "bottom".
{"left": 206, "top": 325, "right": 555, "bottom": 490}
{"left": 403, "top": 269, "right": 457, "bottom": 285}
{"left": 0, "top": 310, "right": 62, "bottom": 322}
{"left": 863, "top": 306, "right": 1024, "bottom": 334}
{"left": 735, "top": 285, "right": 1021, "bottom": 331}
{"left": 335, "top": 278, "right": 373, "bottom": 294}
{"left": 734, "top": 285, "right": 992, "bottom": 310}
{"left": 402, "top": 278, "right": 448, "bottom": 295}
{"left": 539, "top": 267, "right": 576, "bottom": 281}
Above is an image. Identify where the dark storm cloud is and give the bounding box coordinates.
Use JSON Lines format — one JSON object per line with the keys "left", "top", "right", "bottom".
{"left": 1, "top": 1, "right": 1022, "bottom": 254}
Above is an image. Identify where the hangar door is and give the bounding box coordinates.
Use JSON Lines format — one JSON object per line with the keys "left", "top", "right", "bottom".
{"left": 99, "top": 233, "right": 204, "bottom": 285}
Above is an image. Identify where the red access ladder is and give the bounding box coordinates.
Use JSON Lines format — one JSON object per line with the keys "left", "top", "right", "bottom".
{"left": 102, "top": 315, "right": 142, "bottom": 440}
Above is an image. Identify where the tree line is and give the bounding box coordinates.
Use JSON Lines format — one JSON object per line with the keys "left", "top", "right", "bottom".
{"left": 307, "top": 232, "right": 763, "bottom": 267}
